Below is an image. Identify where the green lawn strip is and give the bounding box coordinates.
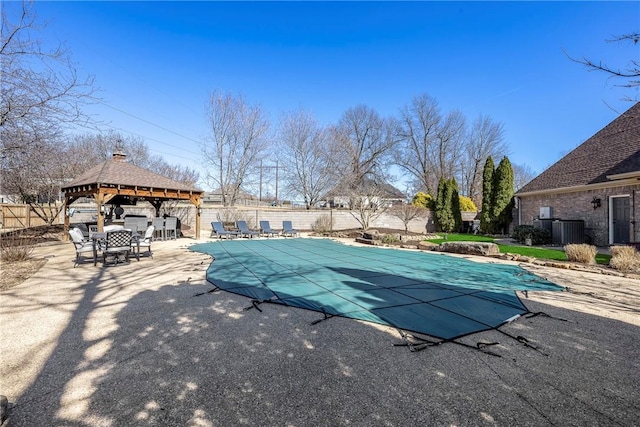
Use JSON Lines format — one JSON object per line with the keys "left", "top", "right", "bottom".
{"left": 426, "top": 233, "right": 611, "bottom": 265}
{"left": 426, "top": 233, "right": 494, "bottom": 244}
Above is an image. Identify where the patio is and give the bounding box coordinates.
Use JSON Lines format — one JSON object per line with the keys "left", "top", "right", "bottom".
{"left": 0, "top": 236, "right": 638, "bottom": 426}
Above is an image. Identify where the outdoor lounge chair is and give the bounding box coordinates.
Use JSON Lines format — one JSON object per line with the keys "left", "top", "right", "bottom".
{"left": 236, "top": 220, "right": 260, "bottom": 238}
{"left": 103, "top": 229, "right": 133, "bottom": 265}
{"left": 259, "top": 220, "right": 277, "bottom": 238}
{"left": 69, "top": 227, "right": 97, "bottom": 267}
{"left": 211, "top": 221, "right": 240, "bottom": 239}
{"left": 282, "top": 220, "right": 298, "bottom": 237}
{"left": 133, "top": 225, "right": 155, "bottom": 259}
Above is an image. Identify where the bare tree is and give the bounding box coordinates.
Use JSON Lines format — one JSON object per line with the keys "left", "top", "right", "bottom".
{"left": 566, "top": 33, "right": 640, "bottom": 92}
{"left": 64, "top": 131, "right": 148, "bottom": 175}
{"left": 328, "top": 105, "right": 398, "bottom": 228}
{"left": 460, "top": 115, "right": 509, "bottom": 206}
{"left": 389, "top": 203, "right": 427, "bottom": 235}
{"left": 344, "top": 179, "right": 393, "bottom": 230}
{"left": 0, "top": 1, "right": 95, "bottom": 224}
{"left": 331, "top": 105, "right": 396, "bottom": 185}
{"left": 66, "top": 131, "right": 199, "bottom": 186}
{"left": 512, "top": 162, "right": 537, "bottom": 192}
{"left": 1, "top": 128, "right": 68, "bottom": 224}
{"left": 393, "top": 95, "right": 467, "bottom": 195}
{"left": 431, "top": 109, "right": 466, "bottom": 189}
{"left": 201, "top": 91, "right": 270, "bottom": 206}
{"left": 393, "top": 94, "right": 442, "bottom": 195}
{"left": 278, "top": 108, "right": 333, "bottom": 209}
{"left": 1, "top": 1, "right": 95, "bottom": 150}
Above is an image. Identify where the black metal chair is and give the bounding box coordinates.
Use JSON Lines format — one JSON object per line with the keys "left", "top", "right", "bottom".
{"left": 103, "top": 229, "right": 133, "bottom": 265}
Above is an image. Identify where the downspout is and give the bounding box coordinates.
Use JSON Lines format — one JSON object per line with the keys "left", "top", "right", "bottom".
{"left": 633, "top": 190, "right": 637, "bottom": 243}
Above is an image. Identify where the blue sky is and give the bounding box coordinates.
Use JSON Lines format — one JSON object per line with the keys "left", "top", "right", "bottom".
{"left": 28, "top": 1, "right": 640, "bottom": 190}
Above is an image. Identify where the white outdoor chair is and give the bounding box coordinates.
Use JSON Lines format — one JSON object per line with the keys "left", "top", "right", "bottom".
{"left": 69, "top": 227, "right": 97, "bottom": 267}
{"left": 133, "top": 225, "right": 155, "bottom": 259}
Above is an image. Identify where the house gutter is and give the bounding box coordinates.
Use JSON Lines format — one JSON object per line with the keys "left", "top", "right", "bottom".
{"left": 516, "top": 176, "right": 640, "bottom": 197}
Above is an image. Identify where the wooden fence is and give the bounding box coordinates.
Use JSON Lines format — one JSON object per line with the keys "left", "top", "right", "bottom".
{"left": 0, "top": 203, "right": 63, "bottom": 230}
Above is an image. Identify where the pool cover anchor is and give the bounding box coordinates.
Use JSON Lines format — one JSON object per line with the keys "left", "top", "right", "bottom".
{"left": 243, "top": 297, "right": 280, "bottom": 313}
{"left": 394, "top": 330, "right": 445, "bottom": 353}
{"left": 310, "top": 307, "right": 336, "bottom": 326}
{"left": 193, "top": 284, "right": 221, "bottom": 297}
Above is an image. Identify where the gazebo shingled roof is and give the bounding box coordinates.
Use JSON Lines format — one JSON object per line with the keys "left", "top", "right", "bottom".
{"left": 62, "top": 153, "right": 204, "bottom": 238}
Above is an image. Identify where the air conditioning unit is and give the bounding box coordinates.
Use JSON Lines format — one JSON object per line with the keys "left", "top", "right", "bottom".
{"left": 539, "top": 206, "right": 553, "bottom": 219}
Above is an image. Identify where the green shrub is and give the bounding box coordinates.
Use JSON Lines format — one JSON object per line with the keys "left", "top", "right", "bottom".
{"left": 459, "top": 195, "right": 478, "bottom": 212}
{"left": 412, "top": 192, "right": 435, "bottom": 210}
{"left": 511, "top": 225, "right": 551, "bottom": 245}
{"left": 381, "top": 234, "right": 399, "bottom": 244}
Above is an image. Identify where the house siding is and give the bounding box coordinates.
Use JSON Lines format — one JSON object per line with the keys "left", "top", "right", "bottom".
{"left": 517, "top": 184, "right": 640, "bottom": 246}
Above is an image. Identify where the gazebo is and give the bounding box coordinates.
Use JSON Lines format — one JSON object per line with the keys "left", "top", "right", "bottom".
{"left": 61, "top": 152, "right": 204, "bottom": 239}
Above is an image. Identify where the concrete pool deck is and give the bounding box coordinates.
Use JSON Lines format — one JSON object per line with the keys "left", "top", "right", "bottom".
{"left": 1, "top": 235, "right": 639, "bottom": 426}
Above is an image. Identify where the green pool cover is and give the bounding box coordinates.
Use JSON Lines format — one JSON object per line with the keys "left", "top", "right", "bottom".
{"left": 191, "top": 239, "right": 563, "bottom": 340}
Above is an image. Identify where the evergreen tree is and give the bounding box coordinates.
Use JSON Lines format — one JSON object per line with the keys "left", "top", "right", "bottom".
{"left": 450, "top": 179, "right": 463, "bottom": 232}
{"left": 435, "top": 177, "right": 457, "bottom": 233}
{"left": 491, "top": 156, "right": 515, "bottom": 234}
{"left": 480, "top": 156, "right": 494, "bottom": 233}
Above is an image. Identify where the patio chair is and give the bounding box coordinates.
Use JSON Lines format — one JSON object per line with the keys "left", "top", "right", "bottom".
{"left": 237, "top": 220, "right": 260, "bottom": 238}
{"left": 211, "top": 221, "right": 239, "bottom": 239}
{"left": 132, "top": 225, "right": 155, "bottom": 259}
{"left": 165, "top": 217, "right": 178, "bottom": 240}
{"left": 71, "top": 223, "right": 90, "bottom": 239}
{"left": 124, "top": 217, "right": 138, "bottom": 233}
{"left": 282, "top": 220, "right": 299, "bottom": 237}
{"left": 152, "top": 217, "right": 165, "bottom": 241}
{"left": 69, "top": 227, "right": 97, "bottom": 267}
{"left": 103, "top": 229, "right": 133, "bottom": 265}
{"left": 259, "top": 220, "right": 277, "bottom": 238}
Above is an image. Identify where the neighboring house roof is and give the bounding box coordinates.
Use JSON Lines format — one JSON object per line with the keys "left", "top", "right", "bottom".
{"left": 517, "top": 102, "right": 640, "bottom": 194}
{"left": 62, "top": 153, "right": 201, "bottom": 193}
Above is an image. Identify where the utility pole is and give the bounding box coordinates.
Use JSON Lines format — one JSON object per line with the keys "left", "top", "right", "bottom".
{"left": 257, "top": 161, "right": 281, "bottom": 204}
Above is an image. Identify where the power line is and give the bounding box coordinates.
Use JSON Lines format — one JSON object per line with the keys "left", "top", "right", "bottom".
{"left": 96, "top": 99, "right": 203, "bottom": 145}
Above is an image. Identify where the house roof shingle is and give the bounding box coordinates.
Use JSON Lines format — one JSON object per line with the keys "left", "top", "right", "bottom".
{"left": 62, "top": 154, "right": 201, "bottom": 193}
{"left": 517, "top": 102, "right": 640, "bottom": 194}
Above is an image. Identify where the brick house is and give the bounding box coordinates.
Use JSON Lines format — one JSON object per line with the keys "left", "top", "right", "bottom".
{"left": 515, "top": 102, "right": 639, "bottom": 246}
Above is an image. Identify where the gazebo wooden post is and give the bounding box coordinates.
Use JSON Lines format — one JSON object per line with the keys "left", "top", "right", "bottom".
{"left": 96, "top": 190, "right": 105, "bottom": 232}
{"left": 63, "top": 195, "right": 71, "bottom": 240}
{"left": 190, "top": 194, "right": 202, "bottom": 240}
{"left": 195, "top": 202, "right": 201, "bottom": 240}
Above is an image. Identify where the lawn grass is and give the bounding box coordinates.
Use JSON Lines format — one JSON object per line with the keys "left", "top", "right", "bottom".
{"left": 426, "top": 233, "right": 611, "bottom": 265}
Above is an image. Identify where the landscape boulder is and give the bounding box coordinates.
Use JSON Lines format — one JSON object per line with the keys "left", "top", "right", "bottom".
{"left": 437, "top": 241, "right": 500, "bottom": 256}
